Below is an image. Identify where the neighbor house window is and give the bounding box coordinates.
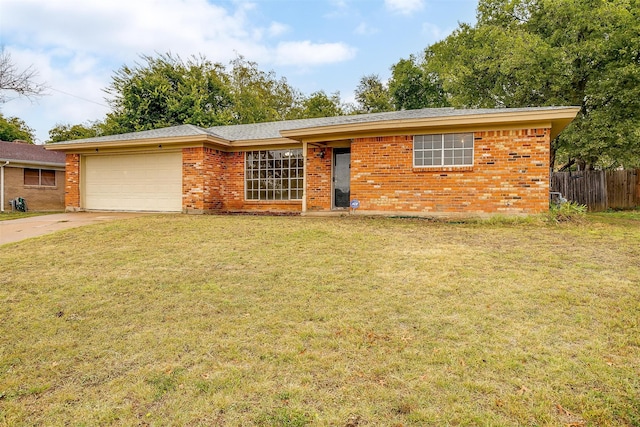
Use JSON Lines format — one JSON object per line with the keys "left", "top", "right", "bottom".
{"left": 245, "top": 149, "right": 303, "bottom": 200}
{"left": 414, "top": 133, "right": 474, "bottom": 167}
{"left": 24, "top": 168, "right": 56, "bottom": 186}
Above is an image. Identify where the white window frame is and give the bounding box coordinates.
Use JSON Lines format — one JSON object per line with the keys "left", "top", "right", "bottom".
{"left": 413, "top": 133, "right": 474, "bottom": 167}
{"left": 245, "top": 149, "right": 303, "bottom": 201}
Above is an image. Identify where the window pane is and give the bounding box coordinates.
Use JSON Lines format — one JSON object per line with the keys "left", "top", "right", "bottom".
{"left": 461, "top": 134, "right": 474, "bottom": 147}
{"left": 245, "top": 149, "right": 303, "bottom": 200}
{"left": 24, "top": 169, "right": 40, "bottom": 185}
{"left": 464, "top": 149, "right": 473, "bottom": 163}
{"left": 432, "top": 152, "right": 442, "bottom": 165}
{"left": 41, "top": 170, "right": 56, "bottom": 186}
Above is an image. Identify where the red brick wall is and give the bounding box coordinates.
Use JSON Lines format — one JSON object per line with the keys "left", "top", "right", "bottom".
{"left": 182, "top": 147, "right": 226, "bottom": 212}
{"left": 350, "top": 128, "right": 551, "bottom": 215}
{"left": 65, "top": 154, "right": 80, "bottom": 211}
{"left": 62, "top": 127, "right": 550, "bottom": 215}
{"left": 220, "top": 151, "right": 301, "bottom": 213}
{"left": 306, "top": 147, "right": 332, "bottom": 211}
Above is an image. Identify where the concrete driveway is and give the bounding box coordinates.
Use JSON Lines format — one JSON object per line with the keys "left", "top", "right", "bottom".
{"left": 0, "top": 212, "right": 148, "bottom": 246}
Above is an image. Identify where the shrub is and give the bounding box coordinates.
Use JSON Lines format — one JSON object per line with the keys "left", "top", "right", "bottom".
{"left": 548, "top": 201, "right": 587, "bottom": 223}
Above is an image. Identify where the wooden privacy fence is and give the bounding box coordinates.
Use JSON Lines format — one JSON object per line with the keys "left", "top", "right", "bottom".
{"left": 551, "top": 169, "right": 640, "bottom": 211}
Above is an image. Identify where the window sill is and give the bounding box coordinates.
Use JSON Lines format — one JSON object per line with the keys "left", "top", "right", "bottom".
{"left": 24, "top": 185, "right": 58, "bottom": 189}
{"left": 244, "top": 200, "right": 302, "bottom": 204}
{"left": 413, "top": 166, "right": 474, "bottom": 173}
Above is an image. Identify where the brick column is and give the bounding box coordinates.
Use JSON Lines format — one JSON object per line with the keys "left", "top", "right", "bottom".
{"left": 65, "top": 153, "right": 81, "bottom": 211}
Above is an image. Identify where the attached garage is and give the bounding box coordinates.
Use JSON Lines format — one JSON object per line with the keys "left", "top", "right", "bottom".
{"left": 83, "top": 152, "right": 182, "bottom": 212}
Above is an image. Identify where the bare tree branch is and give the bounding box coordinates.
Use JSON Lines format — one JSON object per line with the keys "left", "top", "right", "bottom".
{"left": 0, "top": 46, "right": 47, "bottom": 103}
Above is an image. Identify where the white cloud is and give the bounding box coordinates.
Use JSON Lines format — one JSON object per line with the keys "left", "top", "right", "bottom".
{"left": 0, "top": 0, "right": 360, "bottom": 141}
{"left": 274, "top": 41, "right": 357, "bottom": 66}
{"left": 384, "top": 0, "right": 425, "bottom": 15}
{"left": 354, "top": 22, "right": 378, "bottom": 36}
{"left": 268, "top": 22, "right": 290, "bottom": 37}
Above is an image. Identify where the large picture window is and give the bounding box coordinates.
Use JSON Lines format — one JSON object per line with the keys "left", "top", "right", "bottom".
{"left": 245, "top": 149, "right": 303, "bottom": 200}
{"left": 414, "top": 133, "right": 474, "bottom": 167}
{"left": 24, "top": 168, "right": 56, "bottom": 186}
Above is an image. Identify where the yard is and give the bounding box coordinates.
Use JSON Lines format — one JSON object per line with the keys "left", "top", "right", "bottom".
{"left": 1, "top": 213, "right": 638, "bottom": 426}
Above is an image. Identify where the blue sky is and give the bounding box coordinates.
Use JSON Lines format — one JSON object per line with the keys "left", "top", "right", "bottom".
{"left": 1, "top": 0, "right": 478, "bottom": 143}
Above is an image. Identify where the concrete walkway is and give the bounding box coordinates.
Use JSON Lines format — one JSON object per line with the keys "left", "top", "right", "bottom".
{"left": 0, "top": 212, "right": 147, "bottom": 246}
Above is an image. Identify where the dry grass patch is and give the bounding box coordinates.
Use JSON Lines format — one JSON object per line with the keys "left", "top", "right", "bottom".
{"left": 0, "top": 214, "right": 639, "bottom": 426}
{"left": 0, "top": 212, "right": 52, "bottom": 221}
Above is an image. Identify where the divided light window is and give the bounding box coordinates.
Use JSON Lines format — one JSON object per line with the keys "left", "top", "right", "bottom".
{"left": 245, "top": 149, "right": 303, "bottom": 200}
{"left": 24, "top": 168, "right": 56, "bottom": 186}
{"left": 414, "top": 133, "right": 474, "bottom": 167}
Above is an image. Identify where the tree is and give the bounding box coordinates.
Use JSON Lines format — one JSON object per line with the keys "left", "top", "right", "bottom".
{"left": 388, "top": 54, "right": 450, "bottom": 110}
{"left": 299, "top": 90, "right": 345, "bottom": 118}
{"left": 354, "top": 74, "right": 393, "bottom": 113}
{"left": 47, "top": 122, "right": 102, "bottom": 143}
{"left": 103, "top": 53, "right": 234, "bottom": 134}
{"left": 0, "top": 47, "right": 46, "bottom": 103}
{"left": 0, "top": 113, "right": 35, "bottom": 143}
{"left": 228, "top": 56, "right": 303, "bottom": 123}
{"left": 101, "top": 53, "right": 312, "bottom": 134}
{"left": 422, "top": 0, "right": 640, "bottom": 169}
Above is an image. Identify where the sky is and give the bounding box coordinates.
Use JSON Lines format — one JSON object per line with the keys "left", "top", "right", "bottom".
{"left": 0, "top": 0, "right": 478, "bottom": 144}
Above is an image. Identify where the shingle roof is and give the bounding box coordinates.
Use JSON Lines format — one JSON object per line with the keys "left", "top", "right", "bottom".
{"left": 0, "top": 140, "right": 66, "bottom": 165}
{"left": 54, "top": 124, "right": 214, "bottom": 144}
{"left": 48, "top": 106, "right": 576, "bottom": 145}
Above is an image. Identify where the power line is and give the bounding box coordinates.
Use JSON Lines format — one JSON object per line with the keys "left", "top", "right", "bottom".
{"left": 49, "top": 87, "right": 110, "bottom": 108}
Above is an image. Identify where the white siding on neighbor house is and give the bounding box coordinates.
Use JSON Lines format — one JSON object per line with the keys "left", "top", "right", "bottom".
{"left": 84, "top": 152, "right": 182, "bottom": 212}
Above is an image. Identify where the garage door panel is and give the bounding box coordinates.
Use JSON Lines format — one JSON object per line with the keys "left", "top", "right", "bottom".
{"left": 84, "top": 152, "right": 182, "bottom": 212}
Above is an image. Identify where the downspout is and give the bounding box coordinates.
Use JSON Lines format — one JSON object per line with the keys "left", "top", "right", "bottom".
{"left": 1, "top": 161, "right": 9, "bottom": 212}
{"left": 302, "top": 141, "right": 307, "bottom": 214}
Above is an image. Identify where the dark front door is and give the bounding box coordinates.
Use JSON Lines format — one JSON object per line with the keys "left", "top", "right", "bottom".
{"left": 333, "top": 148, "right": 350, "bottom": 208}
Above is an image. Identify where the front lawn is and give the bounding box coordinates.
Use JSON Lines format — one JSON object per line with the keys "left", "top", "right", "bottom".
{"left": 0, "top": 214, "right": 638, "bottom": 426}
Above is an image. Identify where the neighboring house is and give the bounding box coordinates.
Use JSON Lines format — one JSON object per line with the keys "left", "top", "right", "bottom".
{"left": 47, "top": 107, "right": 579, "bottom": 216}
{"left": 1, "top": 140, "right": 66, "bottom": 212}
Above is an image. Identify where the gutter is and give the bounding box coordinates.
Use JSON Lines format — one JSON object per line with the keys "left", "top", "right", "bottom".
{"left": 0, "top": 158, "right": 65, "bottom": 169}
{"left": 1, "top": 161, "right": 8, "bottom": 212}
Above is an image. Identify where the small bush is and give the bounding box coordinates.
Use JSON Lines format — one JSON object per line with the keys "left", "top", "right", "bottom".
{"left": 548, "top": 201, "right": 587, "bottom": 222}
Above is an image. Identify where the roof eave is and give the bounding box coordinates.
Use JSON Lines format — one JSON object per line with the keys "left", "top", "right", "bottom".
{"left": 44, "top": 134, "right": 231, "bottom": 152}
{"left": 0, "top": 159, "right": 66, "bottom": 169}
{"left": 281, "top": 107, "right": 581, "bottom": 142}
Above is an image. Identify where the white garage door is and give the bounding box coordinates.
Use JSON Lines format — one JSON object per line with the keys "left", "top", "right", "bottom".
{"left": 84, "top": 152, "right": 182, "bottom": 212}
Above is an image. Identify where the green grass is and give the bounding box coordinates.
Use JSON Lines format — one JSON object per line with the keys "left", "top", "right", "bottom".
{"left": 0, "top": 214, "right": 638, "bottom": 426}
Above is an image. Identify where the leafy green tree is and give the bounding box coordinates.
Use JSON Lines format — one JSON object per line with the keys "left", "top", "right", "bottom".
{"left": 354, "top": 74, "right": 393, "bottom": 113}
{"left": 298, "top": 90, "right": 344, "bottom": 118}
{"left": 423, "top": 0, "right": 640, "bottom": 169}
{"left": 388, "top": 54, "right": 450, "bottom": 110}
{"left": 47, "top": 122, "right": 102, "bottom": 143}
{"left": 0, "top": 113, "right": 35, "bottom": 143}
{"left": 103, "top": 53, "right": 234, "bottom": 134}
{"left": 228, "top": 56, "right": 303, "bottom": 123}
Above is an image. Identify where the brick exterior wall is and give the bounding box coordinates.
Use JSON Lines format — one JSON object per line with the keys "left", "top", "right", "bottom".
{"left": 65, "top": 154, "right": 80, "bottom": 211}
{"left": 306, "top": 147, "right": 333, "bottom": 211}
{"left": 350, "top": 128, "right": 550, "bottom": 215}
{"left": 181, "top": 148, "right": 301, "bottom": 213}
{"left": 2, "top": 167, "right": 65, "bottom": 211}
{"left": 220, "top": 151, "right": 301, "bottom": 213}
{"left": 182, "top": 147, "right": 226, "bottom": 212}
{"left": 62, "top": 127, "right": 551, "bottom": 216}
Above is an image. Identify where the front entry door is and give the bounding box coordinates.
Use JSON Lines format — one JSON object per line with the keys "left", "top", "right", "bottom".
{"left": 333, "top": 148, "right": 351, "bottom": 208}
